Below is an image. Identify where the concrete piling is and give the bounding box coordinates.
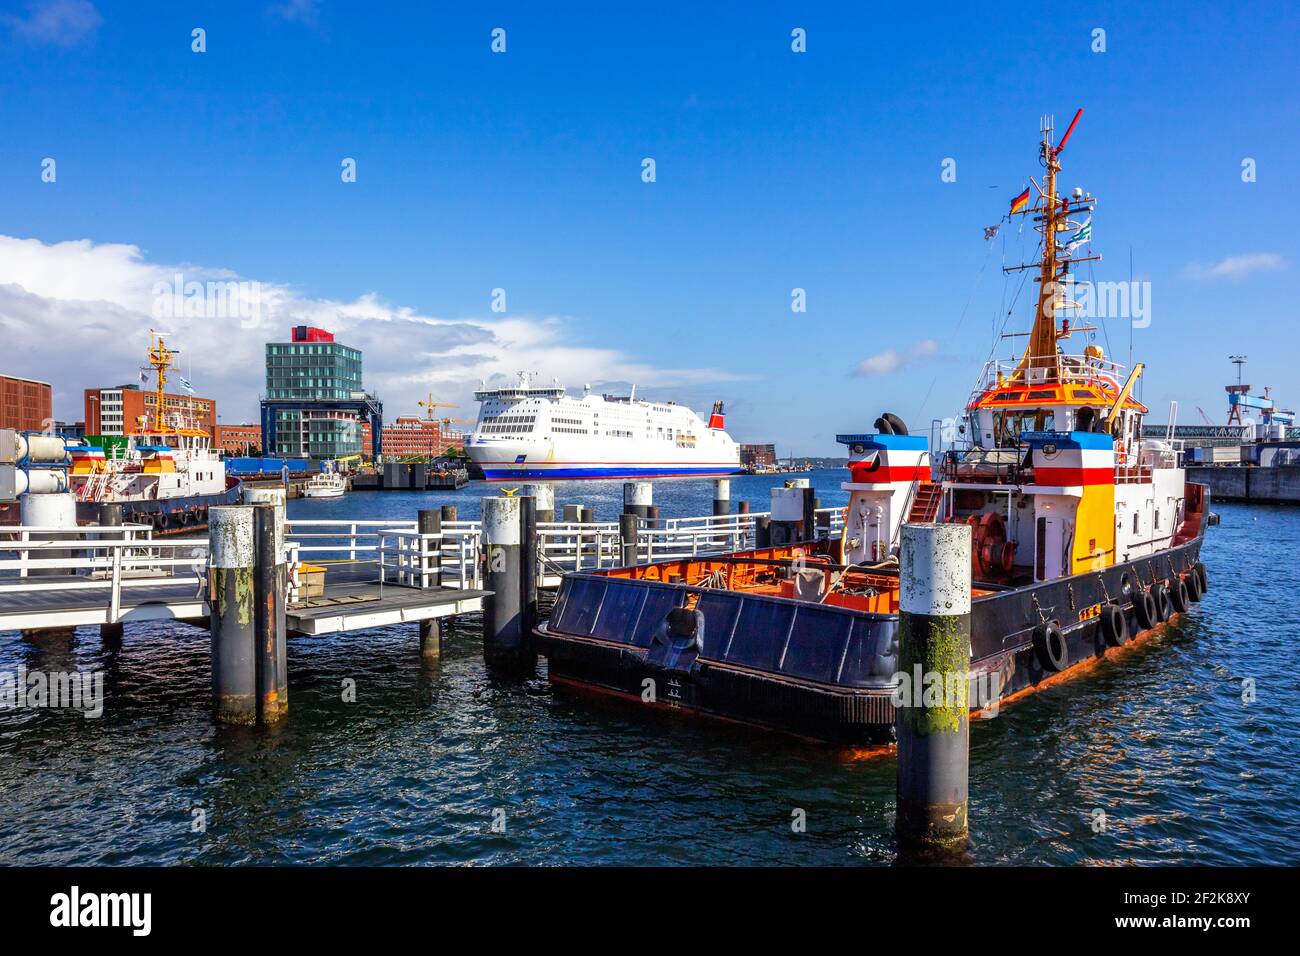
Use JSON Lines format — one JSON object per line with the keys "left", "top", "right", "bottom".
{"left": 520, "top": 496, "right": 539, "bottom": 639}
{"left": 524, "top": 484, "right": 555, "bottom": 523}
{"left": 895, "top": 522, "right": 973, "bottom": 861}
{"left": 20, "top": 491, "right": 76, "bottom": 580}
{"left": 209, "top": 506, "right": 257, "bottom": 726}
{"left": 619, "top": 513, "right": 639, "bottom": 566}
{"left": 738, "top": 500, "right": 750, "bottom": 515}
{"left": 754, "top": 514, "right": 772, "bottom": 549}
{"left": 562, "top": 503, "right": 583, "bottom": 523}
{"left": 481, "top": 496, "right": 533, "bottom": 672}
{"left": 440, "top": 504, "right": 458, "bottom": 524}
{"left": 252, "top": 502, "right": 288, "bottom": 724}
{"left": 98, "top": 502, "right": 125, "bottom": 650}
{"left": 645, "top": 504, "right": 660, "bottom": 530}
{"left": 815, "top": 497, "right": 831, "bottom": 537}
{"left": 579, "top": 506, "right": 596, "bottom": 566}
{"left": 623, "top": 481, "right": 652, "bottom": 521}
{"left": 713, "top": 478, "right": 731, "bottom": 517}
{"left": 769, "top": 486, "right": 803, "bottom": 546}
{"left": 17, "top": 492, "right": 79, "bottom": 644}
{"left": 418, "top": 508, "right": 443, "bottom": 665}
{"left": 243, "top": 487, "right": 288, "bottom": 713}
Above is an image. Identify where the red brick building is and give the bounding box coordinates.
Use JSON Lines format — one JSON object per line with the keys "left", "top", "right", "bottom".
{"left": 214, "top": 424, "right": 262, "bottom": 456}
{"left": 84, "top": 385, "right": 217, "bottom": 437}
{"left": 739, "top": 443, "right": 777, "bottom": 469}
{"left": 359, "top": 417, "right": 467, "bottom": 458}
{"left": 0, "top": 374, "right": 52, "bottom": 432}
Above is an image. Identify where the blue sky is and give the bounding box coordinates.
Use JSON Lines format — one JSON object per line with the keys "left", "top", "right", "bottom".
{"left": 1, "top": 1, "right": 1295, "bottom": 452}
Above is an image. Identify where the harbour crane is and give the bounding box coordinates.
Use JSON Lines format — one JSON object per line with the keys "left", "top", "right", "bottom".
{"left": 415, "top": 394, "right": 464, "bottom": 459}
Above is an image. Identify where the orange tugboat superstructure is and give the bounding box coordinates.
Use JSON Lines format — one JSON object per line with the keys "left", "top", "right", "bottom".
{"left": 536, "top": 112, "right": 1216, "bottom": 743}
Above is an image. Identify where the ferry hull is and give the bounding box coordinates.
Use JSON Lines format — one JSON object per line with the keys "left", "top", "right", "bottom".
{"left": 535, "top": 509, "right": 1209, "bottom": 745}
{"left": 479, "top": 463, "right": 744, "bottom": 481}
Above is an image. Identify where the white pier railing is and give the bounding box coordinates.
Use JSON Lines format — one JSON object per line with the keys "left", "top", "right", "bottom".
{"left": 0, "top": 507, "right": 849, "bottom": 629}
{"left": 363, "top": 507, "right": 847, "bottom": 589}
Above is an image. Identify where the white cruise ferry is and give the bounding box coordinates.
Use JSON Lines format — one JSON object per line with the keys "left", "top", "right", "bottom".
{"left": 466, "top": 373, "right": 742, "bottom": 480}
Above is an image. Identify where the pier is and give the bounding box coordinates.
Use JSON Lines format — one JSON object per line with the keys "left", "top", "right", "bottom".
{"left": 1, "top": 486, "right": 845, "bottom": 720}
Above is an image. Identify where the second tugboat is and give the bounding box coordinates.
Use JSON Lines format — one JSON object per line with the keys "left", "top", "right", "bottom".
{"left": 66, "top": 333, "right": 240, "bottom": 532}
{"left": 536, "top": 110, "right": 1216, "bottom": 743}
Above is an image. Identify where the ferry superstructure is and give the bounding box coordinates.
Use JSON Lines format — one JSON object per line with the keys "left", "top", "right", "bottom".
{"left": 466, "top": 373, "right": 742, "bottom": 480}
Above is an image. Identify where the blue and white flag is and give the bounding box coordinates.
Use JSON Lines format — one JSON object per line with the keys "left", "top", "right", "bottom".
{"left": 178, "top": 376, "right": 194, "bottom": 393}
{"left": 1065, "top": 215, "right": 1092, "bottom": 254}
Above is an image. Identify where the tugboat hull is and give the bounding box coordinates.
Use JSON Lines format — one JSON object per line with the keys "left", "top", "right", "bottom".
{"left": 535, "top": 523, "right": 1208, "bottom": 745}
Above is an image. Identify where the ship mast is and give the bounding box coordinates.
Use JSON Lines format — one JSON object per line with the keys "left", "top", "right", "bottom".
{"left": 1005, "top": 109, "right": 1098, "bottom": 384}
{"left": 144, "top": 331, "right": 180, "bottom": 436}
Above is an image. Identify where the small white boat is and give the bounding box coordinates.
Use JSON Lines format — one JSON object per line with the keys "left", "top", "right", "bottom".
{"left": 302, "top": 471, "right": 347, "bottom": 498}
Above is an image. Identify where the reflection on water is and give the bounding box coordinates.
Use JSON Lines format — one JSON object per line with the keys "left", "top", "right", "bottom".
{"left": 0, "top": 478, "right": 1295, "bottom": 865}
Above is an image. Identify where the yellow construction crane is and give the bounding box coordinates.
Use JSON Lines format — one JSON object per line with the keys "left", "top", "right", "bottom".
{"left": 418, "top": 393, "right": 457, "bottom": 420}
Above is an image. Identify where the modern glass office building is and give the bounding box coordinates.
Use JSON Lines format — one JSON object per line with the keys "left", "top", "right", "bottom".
{"left": 260, "top": 327, "right": 382, "bottom": 459}
{"left": 265, "top": 335, "right": 362, "bottom": 401}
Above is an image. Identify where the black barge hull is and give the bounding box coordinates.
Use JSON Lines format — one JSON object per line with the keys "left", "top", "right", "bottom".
{"left": 535, "top": 532, "right": 1208, "bottom": 745}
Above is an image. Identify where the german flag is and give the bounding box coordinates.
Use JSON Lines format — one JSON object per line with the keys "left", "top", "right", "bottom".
{"left": 1010, "top": 187, "right": 1031, "bottom": 215}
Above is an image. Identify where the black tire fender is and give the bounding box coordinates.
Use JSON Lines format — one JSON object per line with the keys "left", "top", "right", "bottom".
{"left": 1152, "top": 583, "right": 1172, "bottom": 622}
{"left": 881, "top": 412, "right": 909, "bottom": 436}
{"left": 1133, "top": 590, "right": 1158, "bottom": 631}
{"left": 1194, "top": 561, "right": 1208, "bottom": 594}
{"left": 1185, "top": 569, "right": 1203, "bottom": 602}
{"left": 1100, "top": 603, "right": 1129, "bottom": 647}
{"left": 1170, "top": 577, "right": 1190, "bottom": 614}
{"left": 1032, "top": 623, "right": 1069, "bottom": 672}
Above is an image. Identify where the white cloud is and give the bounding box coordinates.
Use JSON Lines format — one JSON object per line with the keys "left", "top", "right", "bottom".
{"left": 851, "top": 339, "right": 938, "bottom": 377}
{"left": 7, "top": 0, "right": 101, "bottom": 46}
{"left": 0, "top": 234, "right": 742, "bottom": 425}
{"left": 1182, "top": 252, "right": 1286, "bottom": 281}
{"left": 269, "top": 0, "right": 320, "bottom": 25}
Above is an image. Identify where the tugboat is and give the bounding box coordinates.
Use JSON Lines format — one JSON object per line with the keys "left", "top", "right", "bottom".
{"left": 535, "top": 111, "right": 1215, "bottom": 743}
{"left": 67, "top": 333, "right": 241, "bottom": 533}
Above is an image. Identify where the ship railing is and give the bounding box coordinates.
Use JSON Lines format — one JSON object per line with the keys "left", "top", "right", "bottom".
{"left": 973, "top": 354, "right": 1129, "bottom": 393}
{"left": 940, "top": 449, "right": 1027, "bottom": 486}
{"left": 0, "top": 527, "right": 208, "bottom": 624}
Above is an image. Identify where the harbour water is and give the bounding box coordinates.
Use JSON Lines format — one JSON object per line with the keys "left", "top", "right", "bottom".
{"left": 1, "top": 474, "right": 1296, "bottom": 865}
